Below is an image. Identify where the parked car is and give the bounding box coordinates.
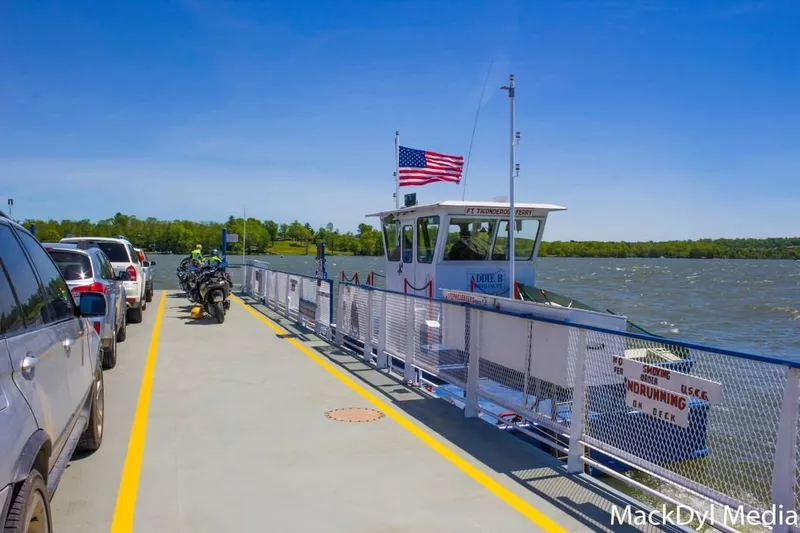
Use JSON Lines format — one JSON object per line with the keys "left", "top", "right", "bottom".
{"left": 134, "top": 248, "right": 156, "bottom": 303}
{"left": 45, "top": 243, "right": 129, "bottom": 369}
{"left": 0, "top": 213, "right": 107, "bottom": 531}
{"left": 60, "top": 236, "right": 146, "bottom": 323}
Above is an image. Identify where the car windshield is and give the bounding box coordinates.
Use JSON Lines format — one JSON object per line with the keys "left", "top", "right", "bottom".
{"left": 91, "top": 242, "right": 129, "bottom": 262}
{"left": 49, "top": 251, "right": 93, "bottom": 281}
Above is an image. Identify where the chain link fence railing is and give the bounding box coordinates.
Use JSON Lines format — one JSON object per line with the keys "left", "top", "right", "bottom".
{"left": 245, "top": 262, "right": 333, "bottom": 336}
{"left": 330, "top": 281, "right": 800, "bottom": 531}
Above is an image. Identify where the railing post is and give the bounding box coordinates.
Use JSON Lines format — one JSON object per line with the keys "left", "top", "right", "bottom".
{"left": 376, "top": 290, "right": 388, "bottom": 369}
{"left": 298, "top": 277, "right": 304, "bottom": 327}
{"left": 363, "top": 288, "right": 373, "bottom": 363}
{"left": 326, "top": 280, "right": 333, "bottom": 342}
{"left": 404, "top": 295, "right": 416, "bottom": 384}
{"left": 314, "top": 281, "right": 322, "bottom": 336}
{"left": 334, "top": 283, "right": 344, "bottom": 345}
{"left": 567, "top": 329, "right": 589, "bottom": 474}
{"left": 272, "top": 271, "right": 279, "bottom": 311}
{"left": 283, "top": 274, "right": 291, "bottom": 319}
{"left": 771, "top": 367, "right": 800, "bottom": 533}
{"left": 250, "top": 266, "right": 256, "bottom": 296}
{"left": 464, "top": 308, "right": 480, "bottom": 418}
{"left": 268, "top": 270, "right": 269, "bottom": 309}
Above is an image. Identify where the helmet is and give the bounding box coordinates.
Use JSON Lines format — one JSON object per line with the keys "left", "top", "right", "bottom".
{"left": 211, "top": 249, "right": 219, "bottom": 256}
{"left": 196, "top": 244, "right": 202, "bottom": 249}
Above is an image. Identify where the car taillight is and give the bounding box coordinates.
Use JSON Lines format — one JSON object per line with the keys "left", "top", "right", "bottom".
{"left": 126, "top": 265, "right": 137, "bottom": 281}
{"left": 93, "top": 321, "right": 101, "bottom": 335}
{"left": 137, "top": 250, "right": 145, "bottom": 262}
{"left": 72, "top": 282, "right": 106, "bottom": 295}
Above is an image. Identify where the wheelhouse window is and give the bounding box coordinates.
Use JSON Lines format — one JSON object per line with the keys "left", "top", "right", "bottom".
{"left": 416, "top": 216, "right": 439, "bottom": 264}
{"left": 491, "top": 219, "right": 541, "bottom": 260}
{"left": 402, "top": 225, "right": 413, "bottom": 263}
{"left": 443, "top": 218, "right": 496, "bottom": 261}
{"left": 382, "top": 220, "right": 401, "bottom": 261}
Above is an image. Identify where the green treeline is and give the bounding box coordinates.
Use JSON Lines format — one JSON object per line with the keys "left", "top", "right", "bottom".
{"left": 21, "top": 213, "right": 799, "bottom": 259}
{"left": 539, "top": 238, "right": 800, "bottom": 259}
{"left": 23, "top": 213, "right": 384, "bottom": 256}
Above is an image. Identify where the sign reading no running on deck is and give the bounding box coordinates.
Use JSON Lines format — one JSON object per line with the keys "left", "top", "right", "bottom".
{"left": 612, "top": 355, "right": 723, "bottom": 428}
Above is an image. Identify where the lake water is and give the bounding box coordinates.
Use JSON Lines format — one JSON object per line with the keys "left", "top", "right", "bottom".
{"left": 150, "top": 254, "right": 798, "bottom": 359}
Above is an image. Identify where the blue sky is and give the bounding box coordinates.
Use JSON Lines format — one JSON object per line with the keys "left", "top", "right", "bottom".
{"left": 1, "top": 0, "right": 797, "bottom": 241}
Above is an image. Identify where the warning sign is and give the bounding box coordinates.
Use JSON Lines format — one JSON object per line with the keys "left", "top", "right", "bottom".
{"left": 625, "top": 379, "right": 690, "bottom": 428}
{"left": 612, "top": 355, "right": 722, "bottom": 404}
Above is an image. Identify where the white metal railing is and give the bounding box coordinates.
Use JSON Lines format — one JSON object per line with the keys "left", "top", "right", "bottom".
{"left": 333, "top": 281, "right": 800, "bottom": 533}
{"left": 244, "top": 260, "right": 333, "bottom": 340}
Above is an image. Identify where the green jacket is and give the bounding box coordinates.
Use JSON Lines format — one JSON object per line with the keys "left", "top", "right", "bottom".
{"left": 190, "top": 248, "right": 203, "bottom": 261}
{"left": 206, "top": 255, "right": 222, "bottom": 267}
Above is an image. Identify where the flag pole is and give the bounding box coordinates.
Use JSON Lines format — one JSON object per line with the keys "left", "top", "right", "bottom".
{"left": 501, "top": 75, "right": 517, "bottom": 299}
{"left": 394, "top": 130, "right": 400, "bottom": 208}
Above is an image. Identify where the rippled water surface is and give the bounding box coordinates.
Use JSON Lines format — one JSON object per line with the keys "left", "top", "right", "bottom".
{"left": 151, "top": 255, "right": 798, "bottom": 359}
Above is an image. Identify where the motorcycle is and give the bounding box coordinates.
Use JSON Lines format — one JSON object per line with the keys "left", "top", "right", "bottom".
{"left": 193, "top": 262, "right": 232, "bottom": 323}
{"left": 176, "top": 256, "right": 232, "bottom": 323}
{"left": 176, "top": 256, "right": 199, "bottom": 295}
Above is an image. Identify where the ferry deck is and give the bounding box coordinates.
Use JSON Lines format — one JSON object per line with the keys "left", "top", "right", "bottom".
{"left": 49, "top": 290, "right": 683, "bottom": 533}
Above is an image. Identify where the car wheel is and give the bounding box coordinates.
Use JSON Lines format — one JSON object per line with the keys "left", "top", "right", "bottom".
{"left": 103, "top": 330, "right": 117, "bottom": 370}
{"left": 116, "top": 313, "right": 127, "bottom": 342}
{"left": 146, "top": 286, "right": 153, "bottom": 302}
{"left": 2, "top": 468, "right": 51, "bottom": 533}
{"left": 78, "top": 365, "right": 104, "bottom": 452}
{"left": 127, "top": 304, "right": 143, "bottom": 324}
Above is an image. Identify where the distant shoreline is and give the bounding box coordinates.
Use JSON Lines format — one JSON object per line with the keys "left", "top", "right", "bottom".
{"left": 21, "top": 214, "right": 798, "bottom": 260}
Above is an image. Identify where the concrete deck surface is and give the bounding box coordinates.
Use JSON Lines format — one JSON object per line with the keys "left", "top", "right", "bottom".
{"left": 50, "top": 290, "right": 682, "bottom": 533}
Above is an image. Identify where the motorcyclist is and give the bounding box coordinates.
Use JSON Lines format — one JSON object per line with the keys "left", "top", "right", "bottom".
{"left": 190, "top": 244, "right": 203, "bottom": 266}
{"left": 206, "top": 249, "right": 223, "bottom": 267}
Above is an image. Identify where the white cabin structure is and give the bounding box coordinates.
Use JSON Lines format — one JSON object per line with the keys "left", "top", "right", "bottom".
{"left": 368, "top": 200, "right": 567, "bottom": 298}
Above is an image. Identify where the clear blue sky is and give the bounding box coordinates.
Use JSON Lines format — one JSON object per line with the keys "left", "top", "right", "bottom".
{"left": 1, "top": 0, "right": 797, "bottom": 241}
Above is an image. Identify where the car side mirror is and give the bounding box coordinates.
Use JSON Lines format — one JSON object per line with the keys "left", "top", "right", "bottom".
{"left": 149, "top": 260, "right": 156, "bottom": 266}
{"left": 142, "top": 260, "right": 150, "bottom": 267}
{"left": 78, "top": 292, "right": 106, "bottom": 317}
{"left": 116, "top": 271, "right": 131, "bottom": 281}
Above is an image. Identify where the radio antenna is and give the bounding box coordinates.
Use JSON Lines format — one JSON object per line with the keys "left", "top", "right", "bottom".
{"left": 461, "top": 60, "right": 494, "bottom": 201}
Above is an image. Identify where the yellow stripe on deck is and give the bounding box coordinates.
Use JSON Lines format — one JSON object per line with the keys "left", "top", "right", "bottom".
{"left": 230, "top": 294, "right": 568, "bottom": 533}
{"left": 110, "top": 292, "right": 167, "bottom": 533}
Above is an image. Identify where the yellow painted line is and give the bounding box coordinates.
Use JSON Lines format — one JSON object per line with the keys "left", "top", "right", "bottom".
{"left": 110, "top": 291, "right": 167, "bottom": 533}
{"left": 231, "top": 294, "right": 567, "bottom": 533}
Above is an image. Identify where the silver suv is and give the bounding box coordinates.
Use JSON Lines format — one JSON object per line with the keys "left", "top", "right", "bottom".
{"left": 60, "top": 236, "right": 146, "bottom": 324}
{"left": 45, "top": 244, "right": 129, "bottom": 369}
{"left": 0, "top": 215, "right": 107, "bottom": 531}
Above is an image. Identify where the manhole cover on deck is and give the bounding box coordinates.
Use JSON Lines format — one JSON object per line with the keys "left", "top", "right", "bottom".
{"left": 324, "top": 407, "right": 385, "bottom": 423}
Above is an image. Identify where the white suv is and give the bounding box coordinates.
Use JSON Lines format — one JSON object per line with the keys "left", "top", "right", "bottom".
{"left": 60, "top": 236, "right": 147, "bottom": 323}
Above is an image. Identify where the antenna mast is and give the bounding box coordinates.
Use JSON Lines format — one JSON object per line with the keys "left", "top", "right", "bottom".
{"left": 501, "top": 74, "right": 519, "bottom": 298}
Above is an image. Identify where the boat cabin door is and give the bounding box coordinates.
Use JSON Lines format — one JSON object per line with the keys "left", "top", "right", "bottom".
{"left": 382, "top": 214, "right": 439, "bottom": 296}
{"left": 384, "top": 216, "right": 430, "bottom": 294}
{"left": 399, "top": 221, "right": 416, "bottom": 293}
{"left": 382, "top": 218, "right": 410, "bottom": 293}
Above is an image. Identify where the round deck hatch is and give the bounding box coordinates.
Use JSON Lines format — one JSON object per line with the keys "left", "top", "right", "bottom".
{"left": 325, "top": 407, "right": 385, "bottom": 423}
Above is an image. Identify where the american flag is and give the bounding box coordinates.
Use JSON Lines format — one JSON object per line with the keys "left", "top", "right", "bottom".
{"left": 398, "top": 146, "right": 464, "bottom": 187}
